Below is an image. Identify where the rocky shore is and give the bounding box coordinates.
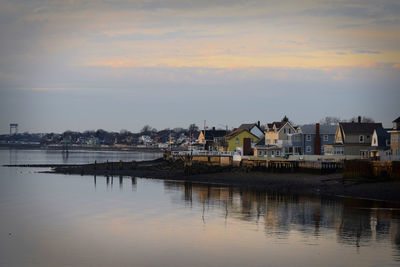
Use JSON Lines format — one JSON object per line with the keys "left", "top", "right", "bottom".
{"left": 6, "top": 158, "right": 400, "bottom": 202}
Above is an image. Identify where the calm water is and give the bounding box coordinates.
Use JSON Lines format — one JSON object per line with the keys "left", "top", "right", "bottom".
{"left": 1, "top": 149, "right": 399, "bottom": 267}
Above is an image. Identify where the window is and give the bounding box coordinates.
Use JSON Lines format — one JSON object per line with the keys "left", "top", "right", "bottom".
{"left": 258, "top": 151, "right": 262, "bottom": 156}
{"left": 321, "top": 146, "right": 324, "bottom": 153}
{"left": 274, "top": 139, "right": 278, "bottom": 144}
{"left": 323, "top": 135, "right": 328, "bottom": 142}
{"left": 386, "top": 139, "right": 390, "bottom": 147}
{"left": 306, "top": 146, "right": 311, "bottom": 153}
{"left": 235, "top": 138, "right": 239, "bottom": 144}
{"left": 306, "top": 134, "right": 311, "bottom": 141}
{"left": 276, "top": 150, "right": 280, "bottom": 156}
{"left": 373, "top": 138, "right": 377, "bottom": 145}
{"left": 359, "top": 135, "right": 364, "bottom": 143}
{"left": 251, "top": 138, "right": 254, "bottom": 143}
{"left": 271, "top": 151, "right": 275, "bottom": 156}
{"left": 266, "top": 139, "right": 270, "bottom": 144}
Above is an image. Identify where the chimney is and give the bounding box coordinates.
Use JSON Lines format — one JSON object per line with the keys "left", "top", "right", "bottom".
{"left": 212, "top": 127, "right": 215, "bottom": 131}
{"left": 358, "top": 116, "right": 361, "bottom": 123}
{"left": 257, "top": 121, "right": 260, "bottom": 127}
{"left": 314, "top": 123, "right": 321, "bottom": 155}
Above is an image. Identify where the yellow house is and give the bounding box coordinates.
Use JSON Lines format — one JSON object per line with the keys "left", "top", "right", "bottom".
{"left": 225, "top": 129, "right": 260, "bottom": 154}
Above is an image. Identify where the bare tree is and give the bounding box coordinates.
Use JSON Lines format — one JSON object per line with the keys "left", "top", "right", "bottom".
{"left": 188, "top": 124, "right": 199, "bottom": 132}
{"left": 348, "top": 116, "right": 375, "bottom": 123}
{"left": 141, "top": 125, "right": 152, "bottom": 134}
{"left": 319, "top": 116, "right": 341, "bottom": 125}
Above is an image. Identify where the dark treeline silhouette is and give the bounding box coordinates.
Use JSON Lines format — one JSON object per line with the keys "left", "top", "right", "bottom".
{"left": 0, "top": 124, "right": 201, "bottom": 146}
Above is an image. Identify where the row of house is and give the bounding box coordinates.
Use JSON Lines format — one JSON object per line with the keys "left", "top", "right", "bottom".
{"left": 195, "top": 116, "right": 400, "bottom": 160}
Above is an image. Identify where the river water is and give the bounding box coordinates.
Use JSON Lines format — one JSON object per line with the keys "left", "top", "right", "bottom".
{"left": 0, "top": 149, "right": 399, "bottom": 266}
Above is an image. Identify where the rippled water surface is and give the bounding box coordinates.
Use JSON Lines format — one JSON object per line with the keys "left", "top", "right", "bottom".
{"left": 1, "top": 149, "right": 399, "bottom": 267}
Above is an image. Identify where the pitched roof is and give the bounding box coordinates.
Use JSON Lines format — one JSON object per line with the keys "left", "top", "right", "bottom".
{"left": 393, "top": 116, "right": 400, "bottom": 123}
{"left": 202, "top": 130, "right": 228, "bottom": 140}
{"left": 224, "top": 128, "right": 258, "bottom": 140}
{"left": 266, "top": 121, "right": 286, "bottom": 131}
{"left": 374, "top": 128, "right": 390, "bottom": 148}
{"left": 300, "top": 124, "right": 337, "bottom": 135}
{"left": 238, "top": 123, "right": 256, "bottom": 130}
{"left": 340, "top": 122, "right": 383, "bottom": 135}
{"left": 256, "top": 138, "right": 265, "bottom": 146}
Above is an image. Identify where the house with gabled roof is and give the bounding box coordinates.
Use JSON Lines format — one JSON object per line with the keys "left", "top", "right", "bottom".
{"left": 297, "top": 123, "right": 337, "bottom": 155}
{"left": 197, "top": 127, "right": 228, "bottom": 150}
{"left": 264, "top": 121, "right": 296, "bottom": 145}
{"left": 259, "top": 120, "right": 302, "bottom": 157}
{"left": 360, "top": 128, "right": 391, "bottom": 159}
{"left": 324, "top": 116, "right": 383, "bottom": 156}
{"left": 224, "top": 128, "right": 260, "bottom": 155}
{"left": 237, "top": 121, "right": 264, "bottom": 139}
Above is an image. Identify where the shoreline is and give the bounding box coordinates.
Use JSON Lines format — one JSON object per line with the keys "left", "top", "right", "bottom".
{"left": 0, "top": 144, "right": 164, "bottom": 152}
{"left": 6, "top": 158, "right": 400, "bottom": 203}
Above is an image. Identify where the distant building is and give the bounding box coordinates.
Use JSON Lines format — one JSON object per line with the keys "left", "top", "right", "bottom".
{"left": 324, "top": 116, "right": 383, "bottom": 156}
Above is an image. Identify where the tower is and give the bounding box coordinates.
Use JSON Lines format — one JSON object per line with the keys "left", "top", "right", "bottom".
{"left": 9, "top": 123, "right": 18, "bottom": 135}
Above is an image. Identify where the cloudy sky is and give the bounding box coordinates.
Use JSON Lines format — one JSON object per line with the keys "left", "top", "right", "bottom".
{"left": 0, "top": 0, "right": 399, "bottom": 133}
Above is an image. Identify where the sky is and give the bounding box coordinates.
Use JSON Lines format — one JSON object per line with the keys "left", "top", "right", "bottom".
{"left": 0, "top": 0, "right": 399, "bottom": 133}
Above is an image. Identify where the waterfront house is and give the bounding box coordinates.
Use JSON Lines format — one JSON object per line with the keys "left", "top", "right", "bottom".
{"left": 197, "top": 128, "right": 228, "bottom": 150}
{"left": 360, "top": 128, "right": 391, "bottom": 159}
{"left": 297, "top": 123, "right": 336, "bottom": 155}
{"left": 224, "top": 129, "right": 260, "bottom": 155}
{"left": 388, "top": 116, "right": 400, "bottom": 157}
{"left": 324, "top": 116, "right": 383, "bottom": 156}
{"left": 237, "top": 122, "right": 264, "bottom": 139}
{"left": 264, "top": 121, "right": 296, "bottom": 145}
{"left": 263, "top": 121, "right": 301, "bottom": 156}
{"left": 254, "top": 138, "right": 283, "bottom": 158}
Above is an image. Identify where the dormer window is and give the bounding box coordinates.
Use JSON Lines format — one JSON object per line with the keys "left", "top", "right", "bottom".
{"left": 323, "top": 135, "right": 328, "bottom": 141}
{"left": 306, "top": 134, "right": 311, "bottom": 141}
{"left": 235, "top": 138, "right": 239, "bottom": 144}
{"left": 359, "top": 135, "right": 364, "bottom": 143}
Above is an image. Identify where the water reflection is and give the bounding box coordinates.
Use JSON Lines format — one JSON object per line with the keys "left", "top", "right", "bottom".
{"left": 91, "top": 175, "right": 400, "bottom": 261}
{"left": 163, "top": 180, "right": 400, "bottom": 259}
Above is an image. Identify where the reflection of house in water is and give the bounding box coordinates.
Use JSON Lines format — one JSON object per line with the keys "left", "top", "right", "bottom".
{"left": 162, "top": 180, "right": 400, "bottom": 254}
{"left": 337, "top": 198, "right": 400, "bottom": 250}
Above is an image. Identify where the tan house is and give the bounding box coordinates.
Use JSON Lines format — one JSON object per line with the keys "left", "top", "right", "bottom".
{"left": 264, "top": 121, "right": 296, "bottom": 145}
{"left": 388, "top": 116, "right": 400, "bottom": 156}
{"left": 254, "top": 121, "right": 297, "bottom": 158}
{"left": 324, "top": 117, "right": 383, "bottom": 156}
